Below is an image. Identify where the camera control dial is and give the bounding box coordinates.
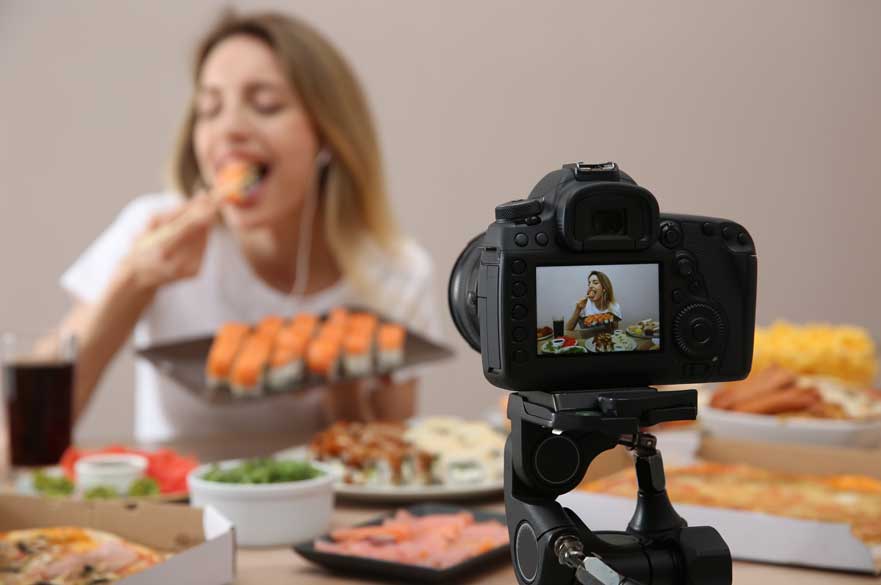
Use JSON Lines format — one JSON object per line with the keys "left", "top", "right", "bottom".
{"left": 495, "top": 199, "right": 543, "bottom": 221}
{"left": 673, "top": 303, "right": 726, "bottom": 359}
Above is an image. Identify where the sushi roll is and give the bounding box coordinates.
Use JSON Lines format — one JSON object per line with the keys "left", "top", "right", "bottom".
{"left": 307, "top": 337, "right": 341, "bottom": 380}
{"left": 327, "top": 307, "right": 349, "bottom": 327}
{"left": 229, "top": 333, "right": 273, "bottom": 397}
{"left": 377, "top": 324, "right": 406, "bottom": 371}
{"left": 215, "top": 160, "right": 266, "bottom": 204}
{"left": 205, "top": 322, "right": 250, "bottom": 389}
{"left": 343, "top": 332, "right": 373, "bottom": 376}
{"left": 347, "top": 312, "right": 378, "bottom": 336}
{"left": 291, "top": 313, "right": 319, "bottom": 338}
{"left": 255, "top": 315, "right": 285, "bottom": 339}
{"left": 267, "top": 328, "right": 310, "bottom": 391}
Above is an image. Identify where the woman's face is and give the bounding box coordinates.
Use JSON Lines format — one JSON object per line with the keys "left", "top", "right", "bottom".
{"left": 193, "top": 34, "right": 321, "bottom": 231}
{"left": 586, "top": 274, "right": 604, "bottom": 301}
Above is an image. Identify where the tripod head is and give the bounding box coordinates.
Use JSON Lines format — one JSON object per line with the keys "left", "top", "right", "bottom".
{"left": 505, "top": 388, "right": 732, "bottom": 585}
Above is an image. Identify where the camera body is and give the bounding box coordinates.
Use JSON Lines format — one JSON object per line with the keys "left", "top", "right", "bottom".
{"left": 449, "top": 162, "right": 757, "bottom": 391}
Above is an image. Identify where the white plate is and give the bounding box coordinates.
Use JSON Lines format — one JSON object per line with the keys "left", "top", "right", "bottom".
{"left": 275, "top": 447, "right": 503, "bottom": 503}
{"left": 699, "top": 404, "right": 881, "bottom": 448}
{"left": 585, "top": 336, "right": 637, "bottom": 353}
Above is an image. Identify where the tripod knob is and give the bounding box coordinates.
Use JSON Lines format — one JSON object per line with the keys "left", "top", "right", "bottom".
{"left": 679, "top": 526, "right": 732, "bottom": 585}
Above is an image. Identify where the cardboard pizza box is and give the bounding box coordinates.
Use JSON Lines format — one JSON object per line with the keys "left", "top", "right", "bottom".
{"left": 558, "top": 435, "right": 881, "bottom": 574}
{"left": 0, "top": 494, "right": 235, "bottom": 584}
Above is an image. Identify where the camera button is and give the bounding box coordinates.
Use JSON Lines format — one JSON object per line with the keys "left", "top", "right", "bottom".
{"left": 514, "top": 233, "right": 528, "bottom": 247}
{"left": 512, "top": 259, "right": 527, "bottom": 274}
{"left": 722, "top": 225, "right": 735, "bottom": 240}
{"left": 513, "top": 327, "right": 527, "bottom": 342}
{"left": 660, "top": 222, "right": 682, "bottom": 248}
{"left": 512, "top": 281, "right": 527, "bottom": 297}
{"left": 513, "top": 349, "right": 528, "bottom": 363}
{"left": 672, "top": 289, "right": 684, "bottom": 303}
{"left": 535, "top": 232, "right": 549, "bottom": 246}
{"left": 525, "top": 215, "right": 541, "bottom": 226}
{"left": 701, "top": 222, "right": 716, "bottom": 236}
{"left": 677, "top": 258, "right": 695, "bottom": 277}
{"left": 691, "top": 320, "right": 712, "bottom": 343}
{"left": 512, "top": 304, "right": 528, "bottom": 320}
{"left": 737, "top": 232, "right": 749, "bottom": 245}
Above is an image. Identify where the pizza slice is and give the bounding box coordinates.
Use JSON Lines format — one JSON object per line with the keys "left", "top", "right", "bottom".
{"left": 0, "top": 526, "right": 165, "bottom": 585}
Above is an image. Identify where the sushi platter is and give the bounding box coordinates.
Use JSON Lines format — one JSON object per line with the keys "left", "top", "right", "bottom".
{"left": 137, "top": 308, "right": 453, "bottom": 404}
{"left": 278, "top": 417, "right": 506, "bottom": 502}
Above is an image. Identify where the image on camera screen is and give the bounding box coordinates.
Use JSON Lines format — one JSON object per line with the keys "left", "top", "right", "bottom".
{"left": 535, "top": 263, "right": 661, "bottom": 355}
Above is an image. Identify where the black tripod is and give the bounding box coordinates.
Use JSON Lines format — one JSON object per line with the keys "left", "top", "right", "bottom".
{"left": 505, "top": 388, "right": 732, "bottom": 585}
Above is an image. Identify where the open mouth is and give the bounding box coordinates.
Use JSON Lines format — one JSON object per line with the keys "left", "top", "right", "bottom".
{"left": 216, "top": 161, "right": 270, "bottom": 205}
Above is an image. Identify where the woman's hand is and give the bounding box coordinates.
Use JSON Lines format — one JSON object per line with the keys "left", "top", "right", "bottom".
{"left": 125, "top": 193, "right": 218, "bottom": 293}
{"left": 574, "top": 297, "right": 588, "bottom": 312}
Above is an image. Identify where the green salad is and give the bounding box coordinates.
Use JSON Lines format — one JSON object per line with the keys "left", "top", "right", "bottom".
{"left": 32, "top": 471, "right": 160, "bottom": 499}
{"left": 200, "top": 458, "right": 322, "bottom": 484}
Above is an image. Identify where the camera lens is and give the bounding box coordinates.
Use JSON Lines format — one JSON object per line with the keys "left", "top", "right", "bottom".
{"left": 592, "top": 209, "right": 627, "bottom": 235}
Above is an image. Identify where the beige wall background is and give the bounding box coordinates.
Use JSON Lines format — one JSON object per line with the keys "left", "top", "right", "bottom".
{"left": 2, "top": 1, "right": 879, "bottom": 442}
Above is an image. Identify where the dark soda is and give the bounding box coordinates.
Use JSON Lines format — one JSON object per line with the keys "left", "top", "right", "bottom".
{"left": 3, "top": 361, "right": 73, "bottom": 466}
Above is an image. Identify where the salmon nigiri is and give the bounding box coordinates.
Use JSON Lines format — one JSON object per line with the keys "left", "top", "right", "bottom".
{"left": 205, "top": 322, "right": 251, "bottom": 388}
{"left": 215, "top": 160, "right": 266, "bottom": 204}
{"left": 307, "top": 337, "right": 341, "bottom": 380}
{"left": 343, "top": 331, "right": 373, "bottom": 376}
{"left": 377, "top": 324, "right": 406, "bottom": 371}
{"left": 229, "top": 333, "right": 273, "bottom": 396}
{"left": 267, "top": 327, "right": 311, "bottom": 391}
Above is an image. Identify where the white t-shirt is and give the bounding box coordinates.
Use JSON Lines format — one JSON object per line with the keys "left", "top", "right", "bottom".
{"left": 61, "top": 193, "right": 444, "bottom": 443}
{"left": 579, "top": 299, "right": 623, "bottom": 321}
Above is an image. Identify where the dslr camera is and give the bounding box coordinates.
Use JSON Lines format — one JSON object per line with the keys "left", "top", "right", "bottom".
{"left": 450, "top": 161, "right": 757, "bottom": 391}
{"left": 448, "top": 162, "right": 756, "bottom": 585}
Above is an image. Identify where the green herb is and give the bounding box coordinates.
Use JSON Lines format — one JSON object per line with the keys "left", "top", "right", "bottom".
{"left": 32, "top": 470, "right": 75, "bottom": 497}
{"left": 200, "top": 458, "right": 322, "bottom": 484}
{"left": 84, "top": 485, "right": 119, "bottom": 500}
{"left": 127, "top": 477, "right": 160, "bottom": 497}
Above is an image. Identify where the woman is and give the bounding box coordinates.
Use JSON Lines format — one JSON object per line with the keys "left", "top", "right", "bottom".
{"left": 49, "top": 11, "right": 442, "bottom": 444}
{"left": 565, "top": 271, "right": 622, "bottom": 332}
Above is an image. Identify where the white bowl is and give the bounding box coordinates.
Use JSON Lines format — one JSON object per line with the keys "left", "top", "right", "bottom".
{"left": 75, "top": 454, "right": 148, "bottom": 494}
{"left": 699, "top": 405, "right": 881, "bottom": 448}
{"left": 187, "top": 459, "right": 336, "bottom": 547}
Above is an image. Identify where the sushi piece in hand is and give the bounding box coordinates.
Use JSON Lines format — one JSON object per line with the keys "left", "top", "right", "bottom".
{"left": 343, "top": 332, "right": 373, "bottom": 377}
{"left": 307, "top": 338, "right": 341, "bottom": 381}
{"left": 377, "top": 324, "right": 406, "bottom": 371}
{"left": 229, "top": 333, "right": 273, "bottom": 397}
{"left": 205, "top": 322, "right": 251, "bottom": 389}
{"left": 267, "top": 328, "right": 310, "bottom": 391}
{"left": 215, "top": 160, "right": 267, "bottom": 204}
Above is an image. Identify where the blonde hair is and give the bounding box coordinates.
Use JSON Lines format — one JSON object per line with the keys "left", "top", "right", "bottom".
{"left": 588, "top": 270, "right": 615, "bottom": 310}
{"left": 170, "top": 10, "right": 400, "bottom": 304}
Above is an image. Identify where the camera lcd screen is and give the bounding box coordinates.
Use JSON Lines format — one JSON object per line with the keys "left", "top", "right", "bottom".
{"left": 535, "top": 263, "right": 661, "bottom": 355}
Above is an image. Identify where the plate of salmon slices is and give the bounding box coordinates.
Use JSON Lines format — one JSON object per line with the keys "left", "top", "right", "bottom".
{"left": 294, "top": 504, "right": 510, "bottom": 583}
{"left": 137, "top": 308, "right": 453, "bottom": 404}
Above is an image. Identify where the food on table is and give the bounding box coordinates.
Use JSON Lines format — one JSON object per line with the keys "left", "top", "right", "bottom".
{"left": 313, "top": 509, "right": 509, "bottom": 568}
{"left": 205, "top": 322, "right": 250, "bottom": 388}
{"left": 32, "top": 470, "right": 74, "bottom": 497}
{"left": 580, "top": 462, "right": 881, "bottom": 544}
{"left": 536, "top": 326, "right": 553, "bottom": 339}
{"left": 84, "top": 485, "right": 119, "bottom": 500}
{"left": 540, "top": 336, "right": 587, "bottom": 354}
{"left": 710, "top": 365, "right": 881, "bottom": 419}
{"left": 200, "top": 458, "right": 323, "bottom": 484}
{"left": 59, "top": 446, "right": 198, "bottom": 496}
{"left": 377, "top": 324, "right": 406, "bottom": 371}
{"left": 582, "top": 312, "right": 616, "bottom": 328}
{"left": 405, "top": 417, "right": 505, "bottom": 484}
{"left": 753, "top": 321, "right": 878, "bottom": 387}
{"left": 0, "top": 526, "right": 166, "bottom": 584}
{"left": 309, "top": 418, "right": 506, "bottom": 487}
{"left": 215, "top": 160, "right": 266, "bottom": 204}
{"left": 205, "top": 310, "right": 411, "bottom": 396}
{"left": 126, "top": 477, "right": 160, "bottom": 497}
{"left": 627, "top": 318, "right": 660, "bottom": 337}
{"left": 594, "top": 332, "right": 614, "bottom": 352}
